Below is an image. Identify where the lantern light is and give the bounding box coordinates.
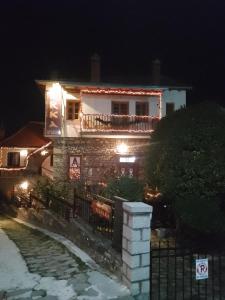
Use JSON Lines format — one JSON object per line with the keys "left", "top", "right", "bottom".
{"left": 116, "top": 143, "right": 128, "bottom": 154}
{"left": 20, "top": 181, "right": 29, "bottom": 190}
{"left": 41, "top": 150, "right": 48, "bottom": 156}
{"left": 20, "top": 149, "right": 28, "bottom": 156}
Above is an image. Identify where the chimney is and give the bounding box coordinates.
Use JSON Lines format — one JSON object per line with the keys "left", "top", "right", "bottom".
{"left": 152, "top": 59, "right": 161, "bottom": 85}
{"left": 91, "top": 53, "right": 101, "bottom": 82}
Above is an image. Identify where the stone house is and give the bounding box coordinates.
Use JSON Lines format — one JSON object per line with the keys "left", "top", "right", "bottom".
{"left": 37, "top": 56, "right": 190, "bottom": 187}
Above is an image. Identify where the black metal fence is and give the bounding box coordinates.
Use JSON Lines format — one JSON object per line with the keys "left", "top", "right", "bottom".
{"left": 15, "top": 190, "right": 119, "bottom": 244}
{"left": 74, "top": 193, "right": 115, "bottom": 239}
{"left": 30, "top": 193, "right": 72, "bottom": 222}
{"left": 150, "top": 241, "right": 225, "bottom": 300}
{"left": 48, "top": 195, "right": 73, "bottom": 222}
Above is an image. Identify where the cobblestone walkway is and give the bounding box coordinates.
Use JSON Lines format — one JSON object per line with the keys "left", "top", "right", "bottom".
{"left": 0, "top": 217, "right": 133, "bottom": 300}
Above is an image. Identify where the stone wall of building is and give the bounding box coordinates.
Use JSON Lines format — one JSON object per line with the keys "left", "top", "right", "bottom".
{"left": 52, "top": 137, "right": 150, "bottom": 184}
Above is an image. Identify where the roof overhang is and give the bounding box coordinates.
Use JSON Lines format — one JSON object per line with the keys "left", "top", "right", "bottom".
{"left": 36, "top": 80, "right": 191, "bottom": 93}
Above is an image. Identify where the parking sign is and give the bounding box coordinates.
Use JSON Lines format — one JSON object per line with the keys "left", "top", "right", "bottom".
{"left": 196, "top": 258, "right": 208, "bottom": 280}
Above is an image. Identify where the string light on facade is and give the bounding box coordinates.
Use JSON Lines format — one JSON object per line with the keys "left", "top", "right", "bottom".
{"left": 81, "top": 88, "right": 162, "bottom": 96}
{"left": 0, "top": 142, "right": 52, "bottom": 171}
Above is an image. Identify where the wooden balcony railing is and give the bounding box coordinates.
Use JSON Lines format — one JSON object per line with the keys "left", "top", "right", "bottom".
{"left": 81, "top": 114, "right": 159, "bottom": 133}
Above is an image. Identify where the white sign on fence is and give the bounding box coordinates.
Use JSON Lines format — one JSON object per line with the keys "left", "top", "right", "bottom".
{"left": 196, "top": 258, "right": 208, "bottom": 280}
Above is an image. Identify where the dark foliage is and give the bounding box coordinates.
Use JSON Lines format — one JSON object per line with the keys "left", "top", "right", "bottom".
{"left": 146, "top": 102, "right": 225, "bottom": 234}
{"left": 103, "top": 176, "right": 144, "bottom": 201}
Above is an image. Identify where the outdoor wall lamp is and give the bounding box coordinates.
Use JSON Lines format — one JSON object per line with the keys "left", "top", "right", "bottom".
{"left": 116, "top": 143, "right": 128, "bottom": 155}
{"left": 20, "top": 149, "right": 28, "bottom": 156}
{"left": 41, "top": 150, "right": 48, "bottom": 156}
{"left": 20, "top": 181, "right": 29, "bottom": 190}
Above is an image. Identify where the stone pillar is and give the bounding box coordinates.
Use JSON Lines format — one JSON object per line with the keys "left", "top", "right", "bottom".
{"left": 122, "top": 202, "right": 152, "bottom": 299}
{"left": 112, "top": 196, "right": 128, "bottom": 251}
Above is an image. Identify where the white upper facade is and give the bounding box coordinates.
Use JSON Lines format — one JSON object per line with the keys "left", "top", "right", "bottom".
{"left": 40, "top": 81, "right": 188, "bottom": 138}
{"left": 82, "top": 89, "right": 186, "bottom": 117}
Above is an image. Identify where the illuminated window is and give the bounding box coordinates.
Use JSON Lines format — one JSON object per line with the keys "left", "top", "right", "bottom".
{"left": 66, "top": 101, "right": 80, "bottom": 120}
{"left": 7, "top": 152, "right": 20, "bottom": 167}
{"left": 166, "top": 102, "right": 175, "bottom": 115}
{"left": 112, "top": 102, "right": 129, "bottom": 115}
{"left": 136, "top": 102, "right": 149, "bottom": 116}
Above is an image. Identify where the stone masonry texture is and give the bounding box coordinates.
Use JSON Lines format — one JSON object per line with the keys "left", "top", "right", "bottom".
{"left": 122, "top": 202, "right": 152, "bottom": 299}
{"left": 52, "top": 137, "right": 149, "bottom": 183}
{"left": 0, "top": 216, "right": 135, "bottom": 300}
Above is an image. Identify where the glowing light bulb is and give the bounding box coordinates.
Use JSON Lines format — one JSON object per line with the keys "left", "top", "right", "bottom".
{"left": 48, "top": 83, "right": 62, "bottom": 100}
{"left": 20, "top": 181, "right": 29, "bottom": 190}
{"left": 116, "top": 143, "right": 128, "bottom": 154}
{"left": 41, "top": 150, "right": 48, "bottom": 156}
{"left": 20, "top": 149, "right": 28, "bottom": 156}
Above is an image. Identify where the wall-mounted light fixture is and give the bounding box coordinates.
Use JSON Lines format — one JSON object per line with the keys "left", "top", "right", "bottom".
{"left": 41, "top": 150, "right": 48, "bottom": 156}
{"left": 20, "top": 149, "right": 28, "bottom": 157}
{"left": 116, "top": 143, "right": 128, "bottom": 155}
{"left": 20, "top": 181, "right": 29, "bottom": 190}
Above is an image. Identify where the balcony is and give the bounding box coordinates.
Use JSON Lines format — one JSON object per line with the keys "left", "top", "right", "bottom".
{"left": 81, "top": 114, "right": 159, "bottom": 133}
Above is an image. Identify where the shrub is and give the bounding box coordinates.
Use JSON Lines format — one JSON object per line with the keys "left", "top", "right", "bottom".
{"left": 146, "top": 102, "right": 225, "bottom": 234}
{"left": 103, "top": 176, "right": 144, "bottom": 201}
{"left": 33, "top": 177, "right": 71, "bottom": 201}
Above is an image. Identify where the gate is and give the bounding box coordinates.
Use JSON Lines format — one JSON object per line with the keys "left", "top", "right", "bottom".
{"left": 150, "top": 241, "right": 225, "bottom": 299}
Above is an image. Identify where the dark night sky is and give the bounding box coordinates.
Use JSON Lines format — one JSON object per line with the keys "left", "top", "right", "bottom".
{"left": 1, "top": 0, "right": 225, "bottom": 135}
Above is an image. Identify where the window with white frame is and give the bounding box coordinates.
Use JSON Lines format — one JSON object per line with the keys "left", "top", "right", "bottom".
{"left": 112, "top": 102, "right": 129, "bottom": 115}
{"left": 136, "top": 102, "right": 149, "bottom": 116}
{"left": 66, "top": 101, "right": 80, "bottom": 120}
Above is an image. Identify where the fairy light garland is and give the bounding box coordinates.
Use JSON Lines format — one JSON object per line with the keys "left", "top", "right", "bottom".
{"left": 0, "top": 142, "right": 52, "bottom": 171}
{"left": 81, "top": 88, "right": 162, "bottom": 96}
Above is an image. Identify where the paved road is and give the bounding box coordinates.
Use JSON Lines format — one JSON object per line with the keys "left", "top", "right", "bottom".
{"left": 0, "top": 216, "right": 134, "bottom": 300}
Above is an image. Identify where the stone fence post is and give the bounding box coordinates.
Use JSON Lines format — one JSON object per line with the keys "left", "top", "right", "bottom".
{"left": 122, "top": 202, "right": 153, "bottom": 300}
{"left": 112, "top": 196, "right": 128, "bottom": 251}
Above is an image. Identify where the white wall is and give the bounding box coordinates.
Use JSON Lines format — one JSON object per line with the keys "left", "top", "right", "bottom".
{"left": 81, "top": 94, "right": 161, "bottom": 116}
{"left": 63, "top": 120, "right": 80, "bottom": 137}
{"left": 161, "top": 89, "right": 186, "bottom": 117}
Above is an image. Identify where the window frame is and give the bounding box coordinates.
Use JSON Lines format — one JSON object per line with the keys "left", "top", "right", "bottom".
{"left": 112, "top": 101, "right": 129, "bottom": 115}
{"left": 135, "top": 101, "right": 149, "bottom": 116}
{"left": 7, "top": 152, "right": 20, "bottom": 167}
{"left": 66, "top": 100, "right": 80, "bottom": 120}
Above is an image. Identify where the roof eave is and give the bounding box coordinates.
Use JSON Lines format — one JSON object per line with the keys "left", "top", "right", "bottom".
{"left": 36, "top": 79, "right": 192, "bottom": 91}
